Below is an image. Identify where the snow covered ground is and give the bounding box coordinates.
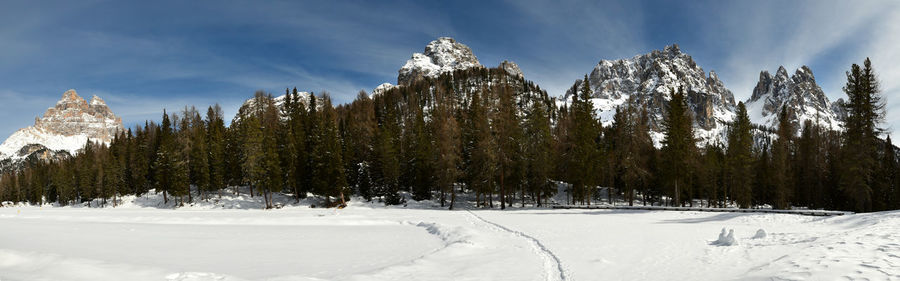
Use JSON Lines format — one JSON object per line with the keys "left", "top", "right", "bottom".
{"left": 1, "top": 192, "right": 898, "bottom": 281}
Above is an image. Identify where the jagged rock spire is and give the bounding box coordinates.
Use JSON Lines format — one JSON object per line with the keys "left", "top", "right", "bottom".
{"left": 397, "top": 37, "right": 482, "bottom": 85}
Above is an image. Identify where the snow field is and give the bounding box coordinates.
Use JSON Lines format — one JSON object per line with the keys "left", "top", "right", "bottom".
{"left": 1, "top": 192, "right": 899, "bottom": 281}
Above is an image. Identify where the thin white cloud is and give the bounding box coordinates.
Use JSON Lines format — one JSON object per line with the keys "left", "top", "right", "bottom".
{"left": 858, "top": 6, "right": 900, "bottom": 139}
{"left": 500, "top": 0, "right": 648, "bottom": 96}
{"left": 704, "top": 1, "right": 887, "bottom": 101}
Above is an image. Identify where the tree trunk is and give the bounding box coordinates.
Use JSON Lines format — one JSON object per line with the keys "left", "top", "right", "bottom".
{"left": 440, "top": 187, "right": 446, "bottom": 207}
{"left": 521, "top": 186, "right": 525, "bottom": 208}
{"left": 488, "top": 188, "right": 494, "bottom": 209}
{"left": 449, "top": 185, "right": 456, "bottom": 210}
{"left": 500, "top": 170, "right": 506, "bottom": 210}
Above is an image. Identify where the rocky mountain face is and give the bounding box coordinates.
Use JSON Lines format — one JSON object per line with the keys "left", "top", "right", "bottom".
{"left": 0, "top": 89, "right": 124, "bottom": 166}
{"left": 374, "top": 37, "right": 551, "bottom": 119}
{"left": 397, "top": 37, "right": 483, "bottom": 86}
{"left": 499, "top": 60, "right": 524, "bottom": 78}
{"left": 566, "top": 44, "right": 737, "bottom": 145}
{"left": 745, "top": 66, "right": 843, "bottom": 131}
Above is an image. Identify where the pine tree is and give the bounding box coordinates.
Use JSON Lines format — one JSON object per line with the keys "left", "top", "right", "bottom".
{"left": 567, "top": 76, "right": 601, "bottom": 205}
{"left": 260, "top": 94, "right": 282, "bottom": 209}
{"left": 310, "top": 94, "right": 347, "bottom": 206}
{"left": 153, "top": 110, "right": 175, "bottom": 205}
{"left": 189, "top": 110, "right": 211, "bottom": 201}
{"left": 661, "top": 87, "right": 696, "bottom": 206}
{"left": 611, "top": 99, "right": 651, "bottom": 206}
{"left": 409, "top": 103, "right": 433, "bottom": 201}
{"left": 771, "top": 105, "right": 794, "bottom": 209}
{"left": 373, "top": 91, "right": 402, "bottom": 205}
{"left": 344, "top": 91, "right": 377, "bottom": 201}
{"left": 795, "top": 120, "right": 826, "bottom": 208}
{"left": 468, "top": 90, "right": 497, "bottom": 208}
{"left": 206, "top": 105, "right": 226, "bottom": 198}
{"left": 433, "top": 88, "right": 462, "bottom": 209}
{"left": 523, "top": 96, "right": 553, "bottom": 207}
{"left": 241, "top": 103, "right": 265, "bottom": 199}
{"left": 874, "top": 136, "right": 897, "bottom": 211}
{"left": 171, "top": 112, "right": 192, "bottom": 205}
{"left": 495, "top": 81, "right": 523, "bottom": 209}
{"left": 727, "top": 102, "right": 754, "bottom": 208}
{"left": 840, "top": 58, "right": 884, "bottom": 212}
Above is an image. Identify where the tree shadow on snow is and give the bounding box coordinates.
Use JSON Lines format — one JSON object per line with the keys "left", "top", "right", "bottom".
{"left": 657, "top": 212, "right": 750, "bottom": 224}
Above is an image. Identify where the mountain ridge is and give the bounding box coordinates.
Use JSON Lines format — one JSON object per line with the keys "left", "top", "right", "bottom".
{"left": 0, "top": 89, "right": 123, "bottom": 165}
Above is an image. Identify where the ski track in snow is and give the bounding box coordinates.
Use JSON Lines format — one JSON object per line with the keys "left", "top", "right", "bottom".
{"left": 465, "top": 210, "right": 569, "bottom": 281}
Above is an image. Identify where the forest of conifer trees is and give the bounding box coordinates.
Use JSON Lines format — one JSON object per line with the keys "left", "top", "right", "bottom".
{"left": 0, "top": 58, "right": 895, "bottom": 213}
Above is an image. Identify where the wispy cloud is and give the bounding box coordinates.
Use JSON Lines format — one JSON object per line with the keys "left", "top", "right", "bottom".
{"left": 1, "top": 1, "right": 899, "bottom": 141}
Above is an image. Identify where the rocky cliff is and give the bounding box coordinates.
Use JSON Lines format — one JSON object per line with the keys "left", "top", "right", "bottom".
{"left": 566, "top": 44, "right": 737, "bottom": 145}
{"left": 0, "top": 89, "right": 124, "bottom": 163}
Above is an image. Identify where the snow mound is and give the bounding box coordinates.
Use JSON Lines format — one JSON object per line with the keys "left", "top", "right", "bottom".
{"left": 751, "top": 229, "right": 767, "bottom": 239}
{"left": 710, "top": 228, "right": 738, "bottom": 246}
{"left": 165, "top": 272, "right": 244, "bottom": 281}
{"left": 409, "top": 221, "right": 473, "bottom": 246}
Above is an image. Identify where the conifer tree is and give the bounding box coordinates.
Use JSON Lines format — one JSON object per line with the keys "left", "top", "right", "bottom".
{"left": 206, "top": 105, "right": 226, "bottom": 198}
{"left": 409, "top": 103, "right": 434, "bottom": 201}
{"left": 727, "top": 102, "right": 754, "bottom": 208}
{"left": 770, "top": 105, "right": 795, "bottom": 209}
{"left": 495, "top": 81, "right": 523, "bottom": 209}
{"left": 840, "top": 58, "right": 884, "bottom": 212}
{"left": 433, "top": 87, "right": 462, "bottom": 209}
{"left": 524, "top": 97, "right": 553, "bottom": 207}
{"left": 661, "top": 87, "right": 696, "bottom": 206}
{"left": 567, "top": 76, "right": 601, "bottom": 205}
{"left": 468, "top": 90, "right": 497, "bottom": 207}
{"left": 189, "top": 110, "right": 211, "bottom": 200}
{"left": 310, "top": 94, "right": 347, "bottom": 206}
{"left": 874, "top": 136, "right": 897, "bottom": 211}
{"left": 373, "top": 91, "right": 402, "bottom": 205}
{"left": 260, "top": 94, "right": 282, "bottom": 209}
{"left": 153, "top": 110, "right": 176, "bottom": 205}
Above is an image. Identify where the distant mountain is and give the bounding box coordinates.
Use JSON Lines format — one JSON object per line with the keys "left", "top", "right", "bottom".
{"left": 565, "top": 44, "right": 736, "bottom": 146}
{"left": 745, "top": 66, "right": 843, "bottom": 132}
{"left": 374, "top": 37, "right": 542, "bottom": 107}
{"left": 0, "top": 89, "right": 124, "bottom": 169}
{"left": 397, "top": 37, "right": 483, "bottom": 86}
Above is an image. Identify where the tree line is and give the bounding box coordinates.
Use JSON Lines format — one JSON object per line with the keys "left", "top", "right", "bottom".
{"left": 0, "top": 59, "right": 895, "bottom": 212}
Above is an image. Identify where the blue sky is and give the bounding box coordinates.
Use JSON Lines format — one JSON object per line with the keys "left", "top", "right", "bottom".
{"left": 2, "top": 0, "right": 899, "bottom": 139}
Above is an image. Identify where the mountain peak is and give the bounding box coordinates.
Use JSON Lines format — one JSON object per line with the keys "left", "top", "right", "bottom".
{"left": 746, "top": 66, "right": 840, "bottom": 131}
{"left": 776, "top": 66, "right": 789, "bottom": 78}
{"left": 499, "top": 60, "right": 523, "bottom": 78}
{"left": 0, "top": 89, "right": 124, "bottom": 161}
{"left": 568, "top": 44, "right": 736, "bottom": 146}
{"left": 62, "top": 89, "right": 80, "bottom": 100}
{"left": 664, "top": 44, "right": 681, "bottom": 55}
{"left": 58, "top": 89, "right": 87, "bottom": 107}
{"left": 398, "top": 37, "right": 482, "bottom": 85}
{"left": 90, "top": 95, "right": 108, "bottom": 106}
{"left": 794, "top": 65, "right": 815, "bottom": 82}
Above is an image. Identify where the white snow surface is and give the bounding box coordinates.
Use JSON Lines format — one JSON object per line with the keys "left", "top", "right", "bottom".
{"left": 0, "top": 127, "right": 93, "bottom": 159}
{"left": 2, "top": 192, "right": 899, "bottom": 280}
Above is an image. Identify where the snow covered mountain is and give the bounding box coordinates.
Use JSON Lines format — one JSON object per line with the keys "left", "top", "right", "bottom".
{"left": 0, "top": 89, "right": 124, "bottom": 165}
{"left": 566, "top": 44, "right": 737, "bottom": 145}
{"left": 232, "top": 91, "right": 313, "bottom": 123}
{"left": 745, "top": 66, "right": 843, "bottom": 131}
{"left": 396, "top": 37, "right": 483, "bottom": 86}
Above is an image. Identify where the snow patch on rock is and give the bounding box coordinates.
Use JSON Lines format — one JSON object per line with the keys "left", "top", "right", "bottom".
{"left": 397, "top": 37, "right": 482, "bottom": 85}
{"left": 0, "top": 89, "right": 123, "bottom": 161}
